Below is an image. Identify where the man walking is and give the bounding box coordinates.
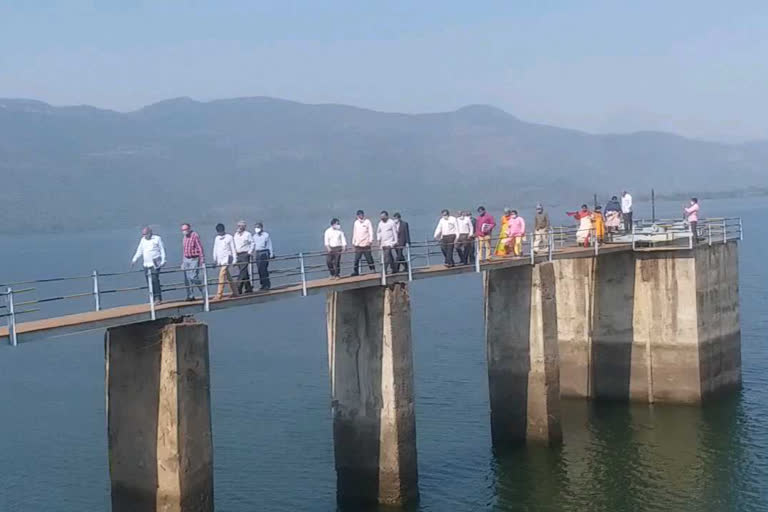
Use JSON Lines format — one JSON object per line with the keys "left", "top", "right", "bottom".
{"left": 433, "top": 209, "right": 459, "bottom": 267}
{"left": 351, "top": 210, "right": 376, "bottom": 276}
{"left": 376, "top": 210, "right": 398, "bottom": 274}
{"left": 212, "top": 223, "right": 239, "bottom": 300}
{"left": 180, "top": 223, "right": 205, "bottom": 301}
{"left": 233, "top": 220, "right": 254, "bottom": 294}
{"left": 131, "top": 226, "right": 166, "bottom": 304}
{"left": 456, "top": 210, "right": 474, "bottom": 265}
{"left": 533, "top": 204, "right": 550, "bottom": 254}
{"left": 621, "top": 190, "right": 633, "bottom": 234}
{"left": 393, "top": 212, "right": 411, "bottom": 273}
{"left": 252, "top": 222, "right": 274, "bottom": 290}
{"left": 475, "top": 206, "right": 496, "bottom": 262}
{"left": 324, "top": 218, "right": 347, "bottom": 279}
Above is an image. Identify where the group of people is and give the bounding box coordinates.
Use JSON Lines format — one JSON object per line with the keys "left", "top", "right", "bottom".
{"left": 129, "top": 191, "right": 702, "bottom": 301}
{"left": 131, "top": 221, "right": 274, "bottom": 304}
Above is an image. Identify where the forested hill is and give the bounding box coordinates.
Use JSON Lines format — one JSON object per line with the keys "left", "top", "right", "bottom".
{"left": 1, "top": 96, "right": 765, "bottom": 232}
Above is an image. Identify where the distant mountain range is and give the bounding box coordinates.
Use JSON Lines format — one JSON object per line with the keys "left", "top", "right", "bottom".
{"left": 1, "top": 96, "right": 765, "bottom": 232}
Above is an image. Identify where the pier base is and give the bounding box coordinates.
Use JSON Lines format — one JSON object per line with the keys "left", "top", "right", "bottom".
{"left": 106, "top": 318, "right": 213, "bottom": 512}
{"left": 485, "top": 263, "right": 562, "bottom": 445}
{"left": 326, "top": 283, "right": 419, "bottom": 507}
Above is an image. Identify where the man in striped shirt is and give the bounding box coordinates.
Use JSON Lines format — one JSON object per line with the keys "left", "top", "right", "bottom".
{"left": 181, "top": 223, "right": 206, "bottom": 301}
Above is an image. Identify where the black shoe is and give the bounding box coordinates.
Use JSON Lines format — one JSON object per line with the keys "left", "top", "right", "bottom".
{"left": 186, "top": 296, "right": 196, "bottom": 301}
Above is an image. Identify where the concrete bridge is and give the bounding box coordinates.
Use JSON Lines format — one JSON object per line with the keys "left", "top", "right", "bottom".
{"left": 0, "top": 221, "right": 742, "bottom": 511}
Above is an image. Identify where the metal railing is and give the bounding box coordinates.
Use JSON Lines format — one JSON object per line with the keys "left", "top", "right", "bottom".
{"left": 0, "top": 216, "right": 742, "bottom": 345}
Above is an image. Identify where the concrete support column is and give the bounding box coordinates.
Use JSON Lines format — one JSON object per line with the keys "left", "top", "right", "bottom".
{"left": 326, "top": 283, "right": 419, "bottom": 507}
{"left": 485, "top": 263, "right": 561, "bottom": 445}
{"left": 106, "top": 318, "right": 213, "bottom": 512}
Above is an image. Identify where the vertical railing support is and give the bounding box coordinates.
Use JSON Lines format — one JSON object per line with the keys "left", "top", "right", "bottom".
{"left": 530, "top": 233, "right": 535, "bottom": 265}
{"left": 380, "top": 248, "right": 387, "bottom": 286}
{"left": 548, "top": 230, "right": 554, "bottom": 262}
{"left": 425, "top": 237, "right": 430, "bottom": 266}
{"left": 722, "top": 219, "right": 727, "bottom": 243}
{"left": 92, "top": 270, "right": 101, "bottom": 312}
{"left": 708, "top": 224, "right": 712, "bottom": 246}
{"left": 201, "top": 263, "right": 210, "bottom": 312}
{"left": 474, "top": 238, "right": 481, "bottom": 273}
{"left": 739, "top": 217, "right": 744, "bottom": 241}
{"left": 146, "top": 268, "right": 156, "bottom": 321}
{"left": 299, "top": 253, "right": 307, "bottom": 297}
{"left": 631, "top": 225, "right": 636, "bottom": 251}
{"left": 6, "top": 287, "right": 17, "bottom": 347}
{"left": 594, "top": 229, "right": 599, "bottom": 256}
{"left": 250, "top": 256, "right": 256, "bottom": 290}
{"left": 406, "top": 244, "right": 413, "bottom": 282}
{"left": 689, "top": 224, "right": 694, "bottom": 249}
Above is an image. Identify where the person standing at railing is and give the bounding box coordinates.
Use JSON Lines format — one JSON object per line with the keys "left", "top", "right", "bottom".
{"left": 456, "top": 210, "right": 474, "bottom": 265}
{"left": 252, "top": 222, "right": 274, "bottom": 290}
{"left": 131, "top": 226, "right": 166, "bottom": 304}
{"left": 533, "top": 204, "right": 550, "bottom": 254}
{"left": 180, "top": 223, "right": 205, "bottom": 301}
{"left": 506, "top": 210, "right": 526, "bottom": 256}
{"left": 621, "top": 190, "right": 633, "bottom": 234}
{"left": 377, "top": 211, "right": 399, "bottom": 274}
{"left": 495, "top": 208, "right": 513, "bottom": 257}
{"left": 592, "top": 205, "right": 605, "bottom": 242}
{"left": 351, "top": 210, "right": 376, "bottom": 276}
{"left": 475, "top": 206, "right": 496, "bottom": 261}
{"left": 604, "top": 196, "right": 622, "bottom": 238}
{"left": 212, "top": 223, "right": 239, "bottom": 300}
{"left": 434, "top": 209, "right": 459, "bottom": 267}
{"left": 567, "top": 204, "right": 592, "bottom": 247}
{"left": 325, "top": 218, "right": 347, "bottom": 280}
{"left": 684, "top": 197, "right": 700, "bottom": 242}
{"left": 234, "top": 220, "right": 254, "bottom": 295}
{"left": 393, "top": 212, "right": 411, "bottom": 273}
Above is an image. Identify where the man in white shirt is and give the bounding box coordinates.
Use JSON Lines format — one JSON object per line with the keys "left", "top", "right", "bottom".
{"left": 621, "top": 190, "right": 633, "bottom": 234}
{"left": 433, "top": 209, "right": 459, "bottom": 267}
{"left": 212, "top": 223, "right": 239, "bottom": 300}
{"left": 233, "top": 220, "right": 254, "bottom": 294}
{"left": 131, "top": 226, "right": 166, "bottom": 303}
{"left": 456, "top": 210, "right": 475, "bottom": 265}
{"left": 377, "top": 210, "right": 399, "bottom": 274}
{"left": 251, "top": 222, "right": 274, "bottom": 290}
{"left": 324, "top": 218, "right": 347, "bottom": 279}
{"left": 351, "top": 210, "right": 376, "bottom": 276}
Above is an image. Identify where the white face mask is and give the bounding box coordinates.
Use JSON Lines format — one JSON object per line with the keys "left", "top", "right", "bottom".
{"left": 332, "top": 224, "right": 341, "bottom": 230}
{"left": 255, "top": 228, "right": 262, "bottom": 234}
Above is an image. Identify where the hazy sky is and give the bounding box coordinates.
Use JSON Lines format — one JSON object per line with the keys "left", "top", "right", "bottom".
{"left": 2, "top": 1, "right": 767, "bottom": 141}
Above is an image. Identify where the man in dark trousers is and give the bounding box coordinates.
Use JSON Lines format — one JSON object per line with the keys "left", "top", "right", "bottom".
{"left": 393, "top": 212, "right": 411, "bottom": 273}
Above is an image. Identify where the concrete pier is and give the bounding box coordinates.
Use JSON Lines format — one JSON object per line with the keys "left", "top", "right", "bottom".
{"left": 555, "top": 241, "right": 741, "bottom": 403}
{"left": 484, "top": 263, "right": 562, "bottom": 445}
{"left": 106, "top": 318, "right": 213, "bottom": 512}
{"left": 326, "top": 283, "right": 419, "bottom": 506}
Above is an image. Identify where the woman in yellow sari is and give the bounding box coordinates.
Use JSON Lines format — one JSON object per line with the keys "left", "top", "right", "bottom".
{"left": 592, "top": 205, "right": 605, "bottom": 242}
{"left": 495, "top": 208, "right": 513, "bottom": 256}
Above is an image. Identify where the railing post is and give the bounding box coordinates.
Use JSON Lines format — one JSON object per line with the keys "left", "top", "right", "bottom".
{"left": 594, "top": 229, "right": 599, "bottom": 256}
{"left": 722, "top": 219, "right": 727, "bottom": 243}
{"left": 708, "top": 224, "right": 712, "bottom": 246}
{"left": 380, "top": 247, "right": 386, "bottom": 286}
{"left": 92, "top": 270, "right": 101, "bottom": 312}
{"left": 530, "top": 233, "right": 535, "bottom": 265}
{"left": 250, "top": 256, "right": 256, "bottom": 290}
{"left": 425, "top": 237, "right": 430, "bottom": 266}
{"left": 202, "top": 263, "right": 210, "bottom": 312}
{"left": 406, "top": 244, "right": 413, "bottom": 282}
{"left": 474, "top": 238, "right": 481, "bottom": 273}
{"left": 739, "top": 217, "right": 744, "bottom": 241}
{"left": 146, "top": 267, "right": 156, "bottom": 321}
{"left": 299, "top": 253, "right": 307, "bottom": 297}
{"left": 631, "top": 225, "right": 636, "bottom": 250}
{"left": 689, "top": 224, "right": 694, "bottom": 249}
{"left": 7, "top": 287, "right": 17, "bottom": 347}
{"left": 548, "top": 230, "right": 554, "bottom": 262}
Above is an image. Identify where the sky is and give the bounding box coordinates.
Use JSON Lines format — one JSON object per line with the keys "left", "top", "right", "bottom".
{"left": 1, "top": 1, "right": 767, "bottom": 142}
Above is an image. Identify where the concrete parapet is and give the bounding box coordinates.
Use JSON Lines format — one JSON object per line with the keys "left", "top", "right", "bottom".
{"left": 326, "top": 283, "right": 419, "bottom": 506}
{"left": 106, "top": 318, "right": 213, "bottom": 512}
{"left": 485, "top": 263, "right": 562, "bottom": 445}
{"left": 555, "top": 241, "right": 741, "bottom": 403}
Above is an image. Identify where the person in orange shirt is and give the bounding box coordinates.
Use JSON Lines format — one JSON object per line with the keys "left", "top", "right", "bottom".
{"left": 495, "top": 208, "right": 513, "bottom": 257}
{"left": 592, "top": 206, "right": 605, "bottom": 243}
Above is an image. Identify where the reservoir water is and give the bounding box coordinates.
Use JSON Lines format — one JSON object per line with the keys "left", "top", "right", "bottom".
{"left": 0, "top": 197, "right": 766, "bottom": 511}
